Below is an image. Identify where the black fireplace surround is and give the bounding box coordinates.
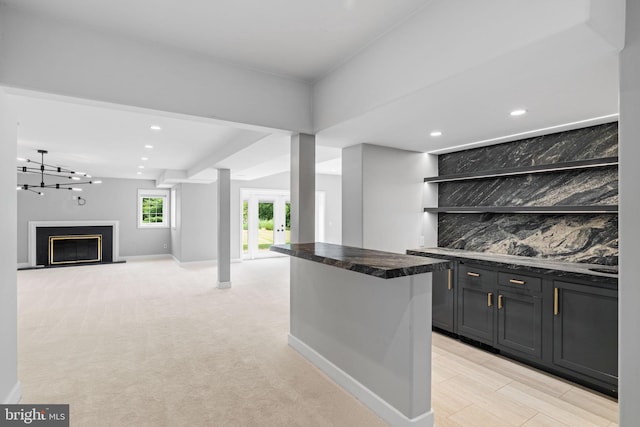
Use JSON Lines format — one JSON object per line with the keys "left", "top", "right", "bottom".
{"left": 36, "top": 226, "right": 113, "bottom": 266}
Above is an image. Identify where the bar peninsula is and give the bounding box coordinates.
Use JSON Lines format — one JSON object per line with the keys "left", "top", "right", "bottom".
{"left": 270, "top": 242, "right": 451, "bottom": 427}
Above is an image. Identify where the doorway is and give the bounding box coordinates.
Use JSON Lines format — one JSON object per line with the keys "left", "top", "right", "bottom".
{"left": 242, "top": 190, "right": 290, "bottom": 259}
{"left": 241, "top": 188, "right": 325, "bottom": 259}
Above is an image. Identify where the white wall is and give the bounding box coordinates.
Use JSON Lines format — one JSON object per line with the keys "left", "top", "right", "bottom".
{"left": 0, "top": 6, "right": 312, "bottom": 133}
{"left": 177, "top": 183, "right": 217, "bottom": 263}
{"left": 618, "top": 1, "right": 639, "bottom": 424}
{"left": 342, "top": 145, "right": 364, "bottom": 247}
{"left": 342, "top": 144, "right": 427, "bottom": 254}
{"left": 0, "top": 88, "right": 19, "bottom": 403}
{"left": 17, "top": 177, "right": 171, "bottom": 263}
{"left": 422, "top": 154, "right": 439, "bottom": 248}
{"left": 231, "top": 172, "right": 342, "bottom": 260}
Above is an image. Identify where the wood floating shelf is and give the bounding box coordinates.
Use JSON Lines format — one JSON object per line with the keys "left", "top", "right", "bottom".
{"left": 424, "top": 157, "right": 619, "bottom": 183}
{"left": 424, "top": 206, "right": 619, "bottom": 214}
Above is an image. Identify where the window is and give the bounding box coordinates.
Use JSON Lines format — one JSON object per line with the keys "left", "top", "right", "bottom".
{"left": 138, "top": 189, "right": 169, "bottom": 228}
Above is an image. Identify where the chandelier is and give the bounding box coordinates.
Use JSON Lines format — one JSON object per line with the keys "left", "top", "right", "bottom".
{"left": 17, "top": 149, "right": 101, "bottom": 195}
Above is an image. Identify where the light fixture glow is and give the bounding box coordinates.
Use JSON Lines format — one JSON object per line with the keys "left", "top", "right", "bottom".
{"left": 150, "top": 125, "right": 162, "bottom": 131}
{"left": 510, "top": 109, "right": 527, "bottom": 116}
{"left": 92, "top": 180, "right": 102, "bottom": 184}
{"left": 141, "top": 157, "right": 148, "bottom": 161}
{"left": 72, "top": 188, "right": 82, "bottom": 192}
{"left": 137, "top": 171, "right": 142, "bottom": 175}
{"left": 16, "top": 186, "right": 21, "bottom": 190}
{"left": 138, "top": 165, "right": 145, "bottom": 169}
{"left": 430, "top": 131, "right": 442, "bottom": 137}
{"left": 144, "top": 144, "right": 153, "bottom": 149}
{"left": 17, "top": 157, "right": 27, "bottom": 162}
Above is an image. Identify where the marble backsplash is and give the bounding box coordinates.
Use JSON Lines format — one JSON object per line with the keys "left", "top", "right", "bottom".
{"left": 436, "top": 122, "right": 618, "bottom": 265}
{"left": 439, "top": 168, "right": 618, "bottom": 207}
{"left": 438, "top": 213, "right": 618, "bottom": 265}
{"left": 439, "top": 122, "right": 618, "bottom": 175}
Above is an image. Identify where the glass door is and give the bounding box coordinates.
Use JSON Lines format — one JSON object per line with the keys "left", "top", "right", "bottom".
{"left": 241, "top": 189, "right": 290, "bottom": 259}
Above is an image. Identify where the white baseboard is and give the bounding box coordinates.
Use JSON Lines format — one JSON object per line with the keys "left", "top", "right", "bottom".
{"left": 288, "top": 334, "right": 434, "bottom": 427}
{"left": 122, "top": 254, "right": 172, "bottom": 261}
{"left": 3, "top": 381, "right": 22, "bottom": 404}
{"left": 17, "top": 262, "right": 29, "bottom": 269}
{"left": 217, "top": 281, "right": 232, "bottom": 289}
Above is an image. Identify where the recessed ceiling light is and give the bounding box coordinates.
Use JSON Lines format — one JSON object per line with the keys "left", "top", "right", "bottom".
{"left": 510, "top": 109, "right": 527, "bottom": 116}
{"left": 138, "top": 165, "right": 144, "bottom": 169}
{"left": 141, "top": 157, "right": 148, "bottom": 161}
{"left": 137, "top": 172, "right": 142, "bottom": 175}
{"left": 144, "top": 145, "right": 153, "bottom": 149}
{"left": 150, "top": 125, "right": 162, "bottom": 131}
{"left": 430, "top": 131, "right": 442, "bottom": 137}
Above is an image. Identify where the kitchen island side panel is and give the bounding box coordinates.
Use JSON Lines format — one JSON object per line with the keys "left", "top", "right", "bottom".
{"left": 290, "top": 257, "right": 432, "bottom": 421}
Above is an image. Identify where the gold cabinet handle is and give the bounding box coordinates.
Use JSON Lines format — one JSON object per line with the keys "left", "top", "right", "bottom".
{"left": 487, "top": 292, "right": 493, "bottom": 307}
{"left": 509, "top": 279, "right": 526, "bottom": 285}
{"left": 554, "top": 288, "right": 559, "bottom": 315}
{"left": 467, "top": 272, "right": 480, "bottom": 277}
{"left": 447, "top": 269, "right": 452, "bottom": 290}
{"left": 498, "top": 294, "right": 503, "bottom": 309}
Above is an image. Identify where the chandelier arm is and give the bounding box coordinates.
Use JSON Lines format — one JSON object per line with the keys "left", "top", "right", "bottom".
{"left": 17, "top": 150, "right": 94, "bottom": 195}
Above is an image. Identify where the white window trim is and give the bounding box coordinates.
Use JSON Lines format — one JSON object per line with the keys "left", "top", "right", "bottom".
{"left": 170, "top": 188, "right": 177, "bottom": 230}
{"left": 138, "top": 188, "right": 170, "bottom": 229}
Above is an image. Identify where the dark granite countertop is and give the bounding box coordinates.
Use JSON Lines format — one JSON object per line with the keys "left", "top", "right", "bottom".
{"left": 407, "top": 247, "right": 618, "bottom": 287}
{"left": 270, "top": 242, "right": 451, "bottom": 279}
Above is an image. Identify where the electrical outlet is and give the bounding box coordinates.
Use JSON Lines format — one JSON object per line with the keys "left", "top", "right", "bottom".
{"left": 163, "top": 243, "right": 168, "bottom": 249}
{"left": 419, "top": 235, "right": 425, "bottom": 247}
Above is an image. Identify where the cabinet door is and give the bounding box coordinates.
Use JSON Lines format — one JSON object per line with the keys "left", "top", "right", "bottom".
{"left": 457, "top": 265, "right": 496, "bottom": 345}
{"left": 432, "top": 268, "right": 455, "bottom": 332}
{"left": 496, "top": 289, "right": 542, "bottom": 359}
{"left": 553, "top": 281, "right": 618, "bottom": 385}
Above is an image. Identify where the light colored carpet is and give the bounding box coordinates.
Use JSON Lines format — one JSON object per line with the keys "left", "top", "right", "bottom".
{"left": 17, "top": 257, "right": 387, "bottom": 427}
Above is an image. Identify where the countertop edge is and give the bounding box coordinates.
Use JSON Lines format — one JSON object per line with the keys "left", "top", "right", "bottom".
{"left": 407, "top": 248, "right": 617, "bottom": 287}
{"left": 271, "top": 243, "right": 452, "bottom": 279}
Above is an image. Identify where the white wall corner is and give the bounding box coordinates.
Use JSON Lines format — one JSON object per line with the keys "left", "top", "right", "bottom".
{"left": 586, "top": 0, "right": 626, "bottom": 51}
{"left": 3, "top": 381, "right": 21, "bottom": 404}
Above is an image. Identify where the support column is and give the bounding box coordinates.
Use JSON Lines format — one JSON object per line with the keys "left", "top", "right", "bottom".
{"left": 217, "top": 169, "right": 231, "bottom": 289}
{"left": 290, "top": 134, "right": 315, "bottom": 243}
{"left": 0, "top": 88, "right": 20, "bottom": 404}
{"left": 619, "top": 1, "right": 640, "bottom": 423}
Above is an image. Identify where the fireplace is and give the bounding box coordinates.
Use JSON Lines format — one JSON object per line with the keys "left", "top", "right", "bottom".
{"left": 48, "top": 234, "right": 103, "bottom": 265}
{"left": 28, "top": 221, "right": 120, "bottom": 267}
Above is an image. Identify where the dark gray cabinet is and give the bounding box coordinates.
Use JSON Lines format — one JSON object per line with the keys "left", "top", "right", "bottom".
{"left": 552, "top": 280, "right": 618, "bottom": 391}
{"left": 432, "top": 267, "right": 455, "bottom": 332}
{"left": 457, "top": 264, "right": 496, "bottom": 345}
{"left": 496, "top": 289, "right": 543, "bottom": 359}
{"left": 415, "top": 251, "right": 619, "bottom": 395}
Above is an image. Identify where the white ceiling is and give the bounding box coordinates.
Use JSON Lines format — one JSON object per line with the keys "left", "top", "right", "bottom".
{"left": 5, "top": 0, "right": 624, "bottom": 185}
{"left": 1, "top": 0, "right": 430, "bottom": 81}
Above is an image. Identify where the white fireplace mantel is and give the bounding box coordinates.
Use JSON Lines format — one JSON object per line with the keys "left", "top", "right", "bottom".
{"left": 28, "top": 220, "right": 121, "bottom": 267}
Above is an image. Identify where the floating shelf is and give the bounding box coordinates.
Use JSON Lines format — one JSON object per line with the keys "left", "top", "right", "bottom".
{"left": 424, "top": 206, "right": 618, "bottom": 214}
{"left": 424, "top": 157, "right": 618, "bottom": 183}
